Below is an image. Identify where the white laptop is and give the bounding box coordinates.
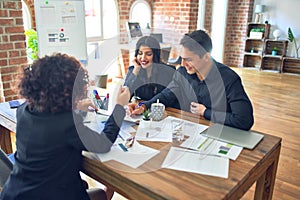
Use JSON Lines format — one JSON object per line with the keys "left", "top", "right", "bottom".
{"left": 201, "top": 124, "right": 264, "bottom": 149}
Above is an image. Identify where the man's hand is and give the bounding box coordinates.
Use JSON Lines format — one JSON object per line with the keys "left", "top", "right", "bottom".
{"left": 190, "top": 102, "right": 206, "bottom": 116}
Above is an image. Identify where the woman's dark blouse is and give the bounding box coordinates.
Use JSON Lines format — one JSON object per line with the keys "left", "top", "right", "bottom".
{"left": 124, "top": 63, "right": 178, "bottom": 107}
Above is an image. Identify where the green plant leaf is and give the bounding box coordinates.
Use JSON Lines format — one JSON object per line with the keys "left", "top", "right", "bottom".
{"left": 143, "top": 109, "right": 150, "bottom": 120}
{"left": 288, "top": 27, "right": 294, "bottom": 42}
{"left": 24, "top": 29, "right": 38, "bottom": 60}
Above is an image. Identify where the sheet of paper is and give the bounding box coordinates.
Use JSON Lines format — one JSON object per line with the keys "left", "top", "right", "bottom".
{"left": 162, "top": 147, "right": 229, "bottom": 178}
{"left": 135, "top": 119, "right": 172, "bottom": 142}
{"left": 97, "top": 138, "right": 160, "bottom": 168}
{"left": 181, "top": 133, "right": 243, "bottom": 160}
{"left": 135, "top": 116, "right": 208, "bottom": 142}
{"left": 124, "top": 114, "right": 143, "bottom": 123}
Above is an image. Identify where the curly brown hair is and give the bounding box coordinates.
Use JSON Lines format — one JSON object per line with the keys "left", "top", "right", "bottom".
{"left": 19, "top": 53, "right": 89, "bottom": 113}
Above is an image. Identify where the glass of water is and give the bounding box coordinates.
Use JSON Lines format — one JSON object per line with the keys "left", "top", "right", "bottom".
{"left": 171, "top": 119, "right": 185, "bottom": 141}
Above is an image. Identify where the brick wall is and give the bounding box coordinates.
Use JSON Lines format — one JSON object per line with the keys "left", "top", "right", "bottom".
{"left": 152, "top": 0, "right": 199, "bottom": 45}
{"left": 223, "top": 0, "right": 254, "bottom": 67}
{"left": 0, "top": 0, "right": 27, "bottom": 101}
{"left": 204, "top": 0, "right": 213, "bottom": 34}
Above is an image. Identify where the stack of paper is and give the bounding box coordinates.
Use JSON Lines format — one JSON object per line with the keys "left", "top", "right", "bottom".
{"left": 162, "top": 147, "right": 229, "bottom": 178}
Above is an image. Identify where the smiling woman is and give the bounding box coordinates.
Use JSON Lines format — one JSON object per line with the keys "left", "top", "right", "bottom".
{"left": 123, "top": 36, "right": 179, "bottom": 114}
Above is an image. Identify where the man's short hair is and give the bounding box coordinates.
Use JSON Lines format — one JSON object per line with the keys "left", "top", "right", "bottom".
{"left": 180, "top": 30, "right": 212, "bottom": 58}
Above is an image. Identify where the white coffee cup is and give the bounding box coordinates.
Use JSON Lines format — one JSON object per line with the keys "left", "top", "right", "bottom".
{"left": 151, "top": 102, "right": 165, "bottom": 121}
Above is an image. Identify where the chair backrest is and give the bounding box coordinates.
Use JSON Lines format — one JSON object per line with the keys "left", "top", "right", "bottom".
{"left": 0, "top": 148, "right": 13, "bottom": 186}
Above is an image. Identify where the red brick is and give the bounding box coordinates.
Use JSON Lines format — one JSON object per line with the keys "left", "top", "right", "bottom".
{"left": 2, "top": 74, "right": 12, "bottom": 82}
{"left": 0, "top": 43, "right": 13, "bottom": 51}
{"left": 14, "top": 42, "right": 26, "bottom": 49}
{"left": 5, "top": 26, "right": 25, "bottom": 34}
{"left": 0, "top": 10, "right": 8, "bottom": 17}
{"left": 9, "top": 10, "right": 22, "bottom": 17}
{"left": 0, "top": 59, "right": 8, "bottom": 66}
{"left": 8, "top": 57, "right": 27, "bottom": 65}
{"left": 3, "top": 2, "right": 17, "bottom": 9}
{"left": 2, "top": 35, "right": 9, "bottom": 42}
{"left": 16, "top": 18, "right": 24, "bottom": 25}
{"left": 9, "top": 51, "right": 20, "bottom": 57}
{"left": 3, "top": 82, "right": 10, "bottom": 90}
{"left": 4, "top": 89, "right": 18, "bottom": 97}
{"left": 10, "top": 34, "right": 26, "bottom": 42}
{"left": 2, "top": 66, "right": 19, "bottom": 73}
{"left": 0, "top": 18, "right": 14, "bottom": 25}
{"left": 0, "top": 51, "right": 8, "bottom": 58}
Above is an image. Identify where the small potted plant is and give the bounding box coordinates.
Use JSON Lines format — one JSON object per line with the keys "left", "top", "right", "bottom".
{"left": 140, "top": 109, "right": 151, "bottom": 128}
{"left": 272, "top": 47, "right": 278, "bottom": 56}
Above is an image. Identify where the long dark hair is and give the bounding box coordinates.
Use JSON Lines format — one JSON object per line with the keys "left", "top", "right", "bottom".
{"left": 134, "top": 36, "right": 161, "bottom": 63}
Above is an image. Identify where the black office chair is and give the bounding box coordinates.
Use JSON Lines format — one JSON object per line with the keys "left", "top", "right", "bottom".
{"left": 0, "top": 148, "right": 13, "bottom": 187}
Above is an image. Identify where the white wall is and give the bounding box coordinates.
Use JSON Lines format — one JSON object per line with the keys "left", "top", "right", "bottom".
{"left": 254, "top": 0, "right": 300, "bottom": 56}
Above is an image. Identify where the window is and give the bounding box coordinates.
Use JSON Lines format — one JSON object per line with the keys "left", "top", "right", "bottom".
{"left": 85, "top": 0, "right": 118, "bottom": 41}
{"left": 210, "top": 0, "right": 228, "bottom": 62}
{"left": 21, "top": 0, "right": 32, "bottom": 30}
{"left": 130, "top": 0, "right": 151, "bottom": 30}
{"left": 197, "top": 0, "right": 206, "bottom": 30}
{"left": 85, "top": 0, "right": 103, "bottom": 41}
{"left": 103, "top": 0, "right": 118, "bottom": 39}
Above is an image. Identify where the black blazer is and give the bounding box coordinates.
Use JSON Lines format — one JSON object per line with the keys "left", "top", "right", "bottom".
{"left": 0, "top": 103, "right": 125, "bottom": 200}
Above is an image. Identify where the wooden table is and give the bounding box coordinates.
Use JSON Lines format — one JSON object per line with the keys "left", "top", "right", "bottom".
{"left": 0, "top": 104, "right": 281, "bottom": 200}
{"left": 82, "top": 107, "right": 282, "bottom": 200}
{"left": 0, "top": 102, "right": 16, "bottom": 154}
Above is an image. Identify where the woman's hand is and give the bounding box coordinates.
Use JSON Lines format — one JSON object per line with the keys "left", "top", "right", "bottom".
{"left": 132, "top": 57, "right": 141, "bottom": 76}
{"left": 127, "top": 102, "right": 145, "bottom": 116}
{"left": 116, "top": 86, "right": 130, "bottom": 107}
{"left": 77, "top": 98, "right": 97, "bottom": 112}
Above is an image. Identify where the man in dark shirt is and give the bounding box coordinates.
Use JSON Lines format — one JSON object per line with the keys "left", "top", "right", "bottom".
{"left": 129, "top": 30, "right": 254, "bottom": 130}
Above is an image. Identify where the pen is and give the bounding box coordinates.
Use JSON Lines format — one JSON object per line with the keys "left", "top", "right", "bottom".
{"left": 203, "top": 138, "right": 214, "bottom": 151}
{"left": 136, "top": 102, "right": 144, "bottom": 108}
{"left": 174, "top": 148, "right": 221, "bottom": 157}
{"left": 197, "top": 137, "right": 209, "bottom": 150}
{"left": 118, "top": 143, "right": 128, "bottom": 152}
{"left": 118, "top": 133, "right": 125, "bottom": 141}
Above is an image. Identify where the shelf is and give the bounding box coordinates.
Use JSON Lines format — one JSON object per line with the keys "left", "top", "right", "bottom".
{"left": 243, "top": 54, "right": 262, "bottom": 68}
{"left": 264, "top": 39, "right": 288, "bottom": 56}
{"left": 244, "top": 52, "right": 262, "bottom": 56}
{"left": 263, "top": 55, "right": 283, "bottom": 59}
{"left": 282, "top": 57, "right": 300, "bottom": 74}
{"left": 246, "top": 23, "right": 270, "bottom": 39}
{"left": 261, "top": 56, "right": 282, "bottom": 72}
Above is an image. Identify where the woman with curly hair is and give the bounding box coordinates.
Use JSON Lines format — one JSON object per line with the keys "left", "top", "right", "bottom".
{"left": 0, "top": 53, "right": 130, "bottom": 200}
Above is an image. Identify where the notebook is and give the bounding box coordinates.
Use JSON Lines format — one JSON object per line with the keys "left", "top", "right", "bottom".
{"left": 200, "top": 124, "right": 264, "bottom": 149}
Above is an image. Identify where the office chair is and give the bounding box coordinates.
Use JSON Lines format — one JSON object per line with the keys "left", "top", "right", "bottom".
{"left": 0, "top": 148, "right": 13, "bottom": 187}
{"left": 167, "top": 45, "right": 182, "bottom": 66}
